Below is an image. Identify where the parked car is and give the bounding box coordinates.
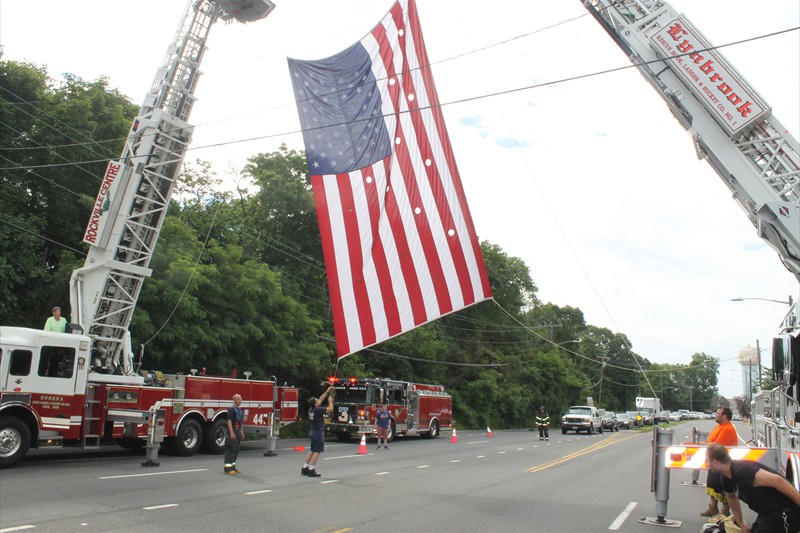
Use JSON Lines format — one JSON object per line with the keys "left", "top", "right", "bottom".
{"left": 617, "top": 412, "right": 635, "bottom": 429}
{"left": 601, "top": 411, "right": 619, "bottom": 431}
{"left": 658, "top": 410, "right": 671, "bottom": 424}
{"left": 668, "top": 411, "right": 682, "bottom": 422}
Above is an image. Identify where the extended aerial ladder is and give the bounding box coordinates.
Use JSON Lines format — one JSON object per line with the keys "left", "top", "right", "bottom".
{"left": 581, "top": 0, "right": 799, "bottom": 288}
{"left": 69, "top": 0, "right": 276, "bottom": 375}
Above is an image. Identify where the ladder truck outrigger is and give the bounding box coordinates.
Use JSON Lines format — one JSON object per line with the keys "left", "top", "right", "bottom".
{"left": 581, "top": 0, "right": 799, "bottom": 485}
{"left": 0, "top": 0, "right": 300, "bottom": 468}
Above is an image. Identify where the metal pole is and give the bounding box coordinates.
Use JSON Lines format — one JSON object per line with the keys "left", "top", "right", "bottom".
{"left": 639, "top": 427, "right": 681, "bottom": 527}
{"left": 756, "top": 338, "right": 762, "bottom": 390}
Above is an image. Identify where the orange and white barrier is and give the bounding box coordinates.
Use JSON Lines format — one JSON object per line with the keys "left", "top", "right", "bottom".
{"left": 665, "top": 445, "right": 775, "bottom": 469}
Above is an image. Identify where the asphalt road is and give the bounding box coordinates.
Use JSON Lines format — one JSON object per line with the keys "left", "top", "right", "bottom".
{"left": 0, "top": 420, "right": 756, "bottom": 532}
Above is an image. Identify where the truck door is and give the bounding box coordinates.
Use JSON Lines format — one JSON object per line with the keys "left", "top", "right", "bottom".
{"left": 407, "top": 390, "right": 419, "bottom": 430}
{"left": 23, "top": 339, "right": 81, "bottom": 397}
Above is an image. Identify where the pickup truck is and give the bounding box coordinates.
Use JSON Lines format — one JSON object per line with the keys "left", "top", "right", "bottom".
{"left": 561, "top": 405, "right": 603, "bottom": 434}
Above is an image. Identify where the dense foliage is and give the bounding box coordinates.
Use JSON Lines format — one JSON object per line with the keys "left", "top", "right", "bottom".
{"left": 0, "top": 60, "right": 724, "bottom": 428}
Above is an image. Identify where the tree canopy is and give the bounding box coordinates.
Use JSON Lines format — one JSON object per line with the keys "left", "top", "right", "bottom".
{"left": 0, "top": 60, "right": 725, "bottom": 427}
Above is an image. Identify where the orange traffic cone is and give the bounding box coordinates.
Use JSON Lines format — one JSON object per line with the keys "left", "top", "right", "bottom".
{"left": 487, "top": 427, "right": 493, "bottom": 438}
{"left": 357, "top": 433, "right": 368, "bottom": 455}
{"left": 450, "top": 427, "right": 458, "bottom": 443}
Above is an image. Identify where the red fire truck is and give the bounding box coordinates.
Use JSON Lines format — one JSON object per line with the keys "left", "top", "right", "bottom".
{"left": 0, "top": 327, "right": 299, "bottom": 467}
{"left": 0, "top": 0, "right": 302, "bottom": 468}
{"left": 324, "top": 377, "right": 452, "bottom": 442}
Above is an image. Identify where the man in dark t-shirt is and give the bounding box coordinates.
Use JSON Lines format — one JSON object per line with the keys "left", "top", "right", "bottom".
{"left": 301, "top": 384, "right": 334, "bottom": 478}
{"left": 707, "top": 442, "right": 800, "bottom": 532}
{"left": 224, "top": 394, "right": 244, "bottom": 475}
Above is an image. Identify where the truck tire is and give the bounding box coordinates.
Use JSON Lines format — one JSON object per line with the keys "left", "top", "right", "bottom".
{"left": 203, "top": 418, "right": 227, "bottom": 455}
{"left": 561, "top": 427, "right": 567, "bottom": 434}
{"left": 173, "top": 419, "right": 203, "bottom": 456}
{"left": 387, "top": 420, "right": 396, "bottom": 442}
{"left": 336, "top": 432, "right": 352, "bottom": 442}
{"left": 0, "top": 416, "right": 31, "bottom": 468}
{"left": 425, "top": 419, "right": 439, "bottom": 439}
{"left": 598, "top": 425, "right": 603, "bottom": 434}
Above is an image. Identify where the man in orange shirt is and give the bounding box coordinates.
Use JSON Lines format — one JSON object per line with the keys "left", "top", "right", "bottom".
{"left": 701, "top": 406, "right": 740, "bottom": 517}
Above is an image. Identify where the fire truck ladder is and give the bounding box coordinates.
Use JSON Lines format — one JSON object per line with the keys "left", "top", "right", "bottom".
{"left": 70, "top": 1, "right": 222, "bottom": 374}
{"left": 582, "top": 0, "right": 800, "bottom": 281}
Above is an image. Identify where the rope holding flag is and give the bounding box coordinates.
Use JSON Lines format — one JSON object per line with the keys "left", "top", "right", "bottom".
{"left": 288, "top": 0, "right": 491, "bottom": 359}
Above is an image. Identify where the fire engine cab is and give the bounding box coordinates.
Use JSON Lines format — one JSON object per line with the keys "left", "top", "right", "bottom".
{"left": 324, "top": 377, "right": 452, "bottom": 442}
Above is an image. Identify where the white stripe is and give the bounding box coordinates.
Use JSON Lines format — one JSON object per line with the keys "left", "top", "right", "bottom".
{"left": 0, "top": 526, "right": 36, "bottom": 532}
{"left": 322, "top": 178, "right": 361, "bottom": 351}
{"left": 608, "top": 502, "right": 638, "bottom": 530}
{"left": 99, "top": 468, "right": 207, "bottom": 480}
{"left": 142, "top": 504, "right": 178, "bottom": 510}
{"left": 375, "top": 471, "right": 391, "bottom": 476}
{"left": 320, "top": 480, "right": 338, "bottom": 484}
{"left": 245, "top": 490, "right": 273, "bottom": 495}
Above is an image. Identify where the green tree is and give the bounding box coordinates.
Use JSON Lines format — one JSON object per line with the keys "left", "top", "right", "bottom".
{"left": 0, "top": 60, "right": 137, "bottom": 326}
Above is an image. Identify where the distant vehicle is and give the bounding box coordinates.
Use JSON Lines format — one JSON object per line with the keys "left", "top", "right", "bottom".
{"left": 561, "top": 406, "right": 603, "bottom": 434}
{"left": 657, "top": 410, "right": 671, "bottom": 424}
{"left": 668, "top": 411, "right": 682, "bottom": 422}
{"left": 617, "top": 413, "right": 634, "bottom": 429}
{"left": 626, "top": 410, "right": 644, "bottom": 428}
{"left": 677, "top": 409, "right": 690, "bottom": 420}
{"left": 601, "top": 411, "right": 619, "bottom": 432}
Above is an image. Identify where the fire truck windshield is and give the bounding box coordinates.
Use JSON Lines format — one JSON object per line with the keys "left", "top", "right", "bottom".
{"left": 333, "top": 384, "right": 373, "bottom": 404}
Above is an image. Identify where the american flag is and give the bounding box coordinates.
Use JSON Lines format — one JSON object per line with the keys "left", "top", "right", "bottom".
{"left": 288, "top": 0, "right": 492, "bottom": 359}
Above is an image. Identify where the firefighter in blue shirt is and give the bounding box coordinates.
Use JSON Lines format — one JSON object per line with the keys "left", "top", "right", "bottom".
{"left": 536, "top": 406, "right": 550, "bottom": 441}
{"left": 224, "top": 394, "right": 244, "bottom": 475}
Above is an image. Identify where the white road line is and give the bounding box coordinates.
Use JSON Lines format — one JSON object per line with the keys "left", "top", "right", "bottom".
{"left": 450, "top": 459, "right": 461, "bottom": 463}
{"left": 142, "top": 504, "right": 178, "bottom": 511}
{"left": 0, "top": 526, "right": 36, "bottom": 532}
{"left": 245, "top": 490, "right": 273, "bottom": 495}
{"left": 99, "top": 468, "right": 207, "bottom": 480}
{"left": 320, "top": 479, "right": 338, "bottom": 484}
{"left": 498, "top": 451, "right": 506, "bottom": 454}
{"left": 516, "top": 448, "right": 524, "bottom": 451}
{"left": 417, "top": 465, "right": 430, "bottom": 469}
{"left": 323, "top": 453, "right": 372, "bottom": 460}
{"left": 466, "top": 440, "right": 489, "bottom": 445}
{"left": 375, "top": 471, "right": 391, "bottom": 476}
{"left": 608, "top": 502, "right": 638, "bottom": 530}
{"left": 476, "top": 455, "right": 486, "bottom": 459}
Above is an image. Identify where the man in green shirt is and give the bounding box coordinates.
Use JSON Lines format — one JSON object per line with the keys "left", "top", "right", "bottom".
{"left": 44, "top": 306, "right": 67, "bottom": 332}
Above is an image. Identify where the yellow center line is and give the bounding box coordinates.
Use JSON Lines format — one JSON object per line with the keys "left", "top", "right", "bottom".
{"left": 526, "top": 432, "right": 638, "bottom": 473}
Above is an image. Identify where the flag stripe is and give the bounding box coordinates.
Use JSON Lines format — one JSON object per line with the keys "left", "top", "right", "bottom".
{"left": 405, "top": 2, "right": 493, "bottom": 299}
{"left": 373, "top": 15, "right": 453, "bottom": 317}
{"left": 311, "top": 176, "right": 352, "bottom": 354}
{"left": 337, "top": 174, "right": 377, "bottom": 348}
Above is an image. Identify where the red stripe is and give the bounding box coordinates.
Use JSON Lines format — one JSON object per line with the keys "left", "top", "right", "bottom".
{"left": 374, "top": 14, "right": 452, "bottom": 318}
{"left": 396, "top": 3, "right": 476, "bottom": 306}
{"left": 311, "top": 175, "right": 350, "bottom": 356}
{"left": 360, "top": 164, "right": 402, "bottom": 337}
{"left": 336, "top": 174, "right": 377, "bottom": 349}
{"left": 382, "top": 160, "right": 428, "bottom": 326}
{"left": 406, "top": 0, "right": 491, "bottom": 298}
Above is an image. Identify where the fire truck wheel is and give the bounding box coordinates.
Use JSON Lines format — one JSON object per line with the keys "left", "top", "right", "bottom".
{"left": 424, "top": 420, "right": 439, "bottom": 439}
{"left": 0, "top": 416, "right": 30, "bottom": 468}
{"left": 203, "top": 418, "right": 228, "bottom": 454}
{"left": 387, "top": 420, "right": 396, "bottom": 442}
{"left": 173, "top": 419, "right": 203, "bottom": 456}
{"left": 335, "top": 432, "right": 352, "bottom": 442}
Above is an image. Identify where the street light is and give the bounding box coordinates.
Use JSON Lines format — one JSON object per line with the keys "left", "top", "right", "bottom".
{"left": 731, "top": 296, "right": 793, "bottom": 305}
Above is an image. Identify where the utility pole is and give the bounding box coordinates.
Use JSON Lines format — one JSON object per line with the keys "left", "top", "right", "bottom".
{"left": 598, "top": 357, "right": 608, "bottom": 404}
{"left": 756, "top": 338, "right": 762, "bottom": 391}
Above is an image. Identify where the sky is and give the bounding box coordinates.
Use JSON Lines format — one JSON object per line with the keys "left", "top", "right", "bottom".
{"left": 1, "top": 0, "right": 798, "bottom": 401}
